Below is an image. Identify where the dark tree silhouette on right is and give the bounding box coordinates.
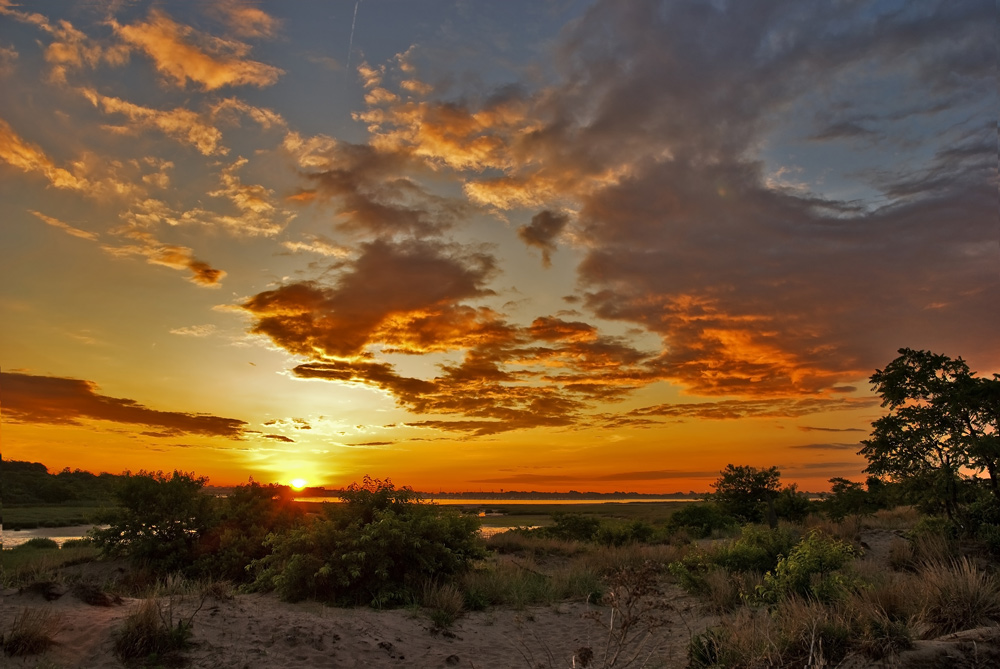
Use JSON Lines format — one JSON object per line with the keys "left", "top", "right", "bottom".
{"left": 859, "top": 348, "right": 1000, "bottom": 519}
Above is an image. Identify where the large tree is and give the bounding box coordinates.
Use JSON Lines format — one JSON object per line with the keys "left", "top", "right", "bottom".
{"left": 859, "top": 348, "right": 1000, "bottom": 519}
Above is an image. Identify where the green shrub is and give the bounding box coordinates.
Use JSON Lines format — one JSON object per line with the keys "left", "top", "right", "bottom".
{"left": 253, "top": 477, "right": 484, "bottom": 606}
{"left": 595, "top": 520, "right": 656, "bottom": 547}
{"left": 756, "top": 531, "right": 858, "bottom": 604}
{"left": 665, "top": 503, "right": 736, "bottom": 539}
{"left": 92, "top": 470, "right": 214, "bottom": 573}
{"left": 544, "top": 513, "right": 601, "bottom": 542}
{"left": 60, "top": 538, "right": 94, "bottom": 549}
{"left": 12, "top": 537, "right": 60, "bottom": 551}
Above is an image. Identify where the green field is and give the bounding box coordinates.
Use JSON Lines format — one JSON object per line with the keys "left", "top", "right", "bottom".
{"left": 4, "top": 503, "right": 111, "bottom": 530}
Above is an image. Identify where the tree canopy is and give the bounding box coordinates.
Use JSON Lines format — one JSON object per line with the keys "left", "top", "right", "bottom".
{"left": 859, "top": 348, "right": 1000, "bottom": 518}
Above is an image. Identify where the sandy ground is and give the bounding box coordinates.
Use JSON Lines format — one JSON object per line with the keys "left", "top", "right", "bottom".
{"left": 1, "top": 584, "right": 709, "bottom": 668}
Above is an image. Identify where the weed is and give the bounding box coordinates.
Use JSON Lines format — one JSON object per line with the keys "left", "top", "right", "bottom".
{"left": 423, "top": 580, "right": 465, "bottom": 628}
{"left": 112, "top": 595, "right": 205, "bottom": 665}
{"left": 916, "top": 558, "right": 1000, "bottom": 637}
{"left": 2, "top": 608, "right": 58, "bottom": 657}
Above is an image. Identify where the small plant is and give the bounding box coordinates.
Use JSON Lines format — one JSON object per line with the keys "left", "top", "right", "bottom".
{"left": 422, "top": 580, "right": 465, "bottom": 628}
{"left": 2, "top": 608, "right": 58, "bottom": 657}
{"left": 587, "top": 561, "right": 668, "bottom": 668}
{"left": 112, "top": 597, "right": 202, "bottom": 665}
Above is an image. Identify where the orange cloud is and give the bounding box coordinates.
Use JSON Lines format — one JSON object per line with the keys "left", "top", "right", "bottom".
{"left": 29, "top": 210, "right": 98, "bottom": 241}
{"left": 80, "top": 88, "right": 227, "bottom": 155}
{"left": 1, "top": 371, "right": 247, "bottom": 438}
{"left": 212, "top": 1, "right": 281, "bottom": 38}
{"left": 102, "top": 228, "right": 226, "bottom": 287}
{"left": 113, "top": 9, "right": 282, "bottom": 90}
{"left": 0, "top": 117, "right": 89, "bottom": 190}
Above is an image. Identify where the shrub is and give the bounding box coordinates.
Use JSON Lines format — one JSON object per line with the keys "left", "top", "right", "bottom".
{"left": 665, "top": 502, "right": 736, "bottom": 539}
{"left": 756, "top": 531, "right": 858, "bottom": 604}
{"left": 2, "top": 608, "right": 57, "bottom": 657}
{"left": 253, "top": 477, "right": 484, "bottom": 606}
{"left": 544, "top": 513, "right": 601, "bottom": 542}
{"left": 13, "top": 537, "right": 59, "bottom": 551}
{"left": 61, "top": 538, "right": 94, "bottom": 549}
{"left": 595, "top": 520, "right": 656, "bottom": 547}
{"left": 669, "top": 526, "right": 798, "bottom": 597}
{"left": 92, "top": 470, "right": 214, "bottom": 573}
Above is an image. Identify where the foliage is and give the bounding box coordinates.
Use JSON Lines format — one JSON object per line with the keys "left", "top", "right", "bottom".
{"left": 709, "top": 465, "right": 782, "bottom": 525}
{"left": 756, "top": 531, "right": 858, "bottom": 604}
{"left": 665, "top": 502, "right": 736, "bottom": 539}
{"left": 669, "top": 526, "right": 799, "bottom": 595}
{"left": 822, "top": 477, "right": 878, "bottom": 521}
{"left": 253, "top": 477, "right": 484, "bottom": 606}
{"left": 192, "top": 480, "right": 303, "bottom": 582}
{"left": 595, "top": 520, "right": 657, "bottom": 547}
{"left": 92, "top": 470, "right": 214, "bottom": 573}
{"left": 860, "top": 348, "right": 1000, "bottom": 519}
{"left": 543, "top": 513, "right": 602, "bottom": 542}
{"left": 772, "top": 484, "right": 813, "bottom": 523}
{"left": 13, "top": 537, "right": 59, "bottom": 551}
{"left": 2, "top": 460, "right": 120, "bottom": 505}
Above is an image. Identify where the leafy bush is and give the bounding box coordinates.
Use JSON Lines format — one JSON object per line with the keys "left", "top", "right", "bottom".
{"left": 12, "top": 537, "right": 59, "bottom": 551}
{"left": 544, "top": 513, "right": 601, "bottom": 542}
{"left": 773, "top": 484, "right": 814, "bottom": 523}
{"left": 665, "top": 502, "right": 736, "bottom": 539}
{"left": 253, "top": 477, "right": 484, "bottom": 606}
{"left": 92, "top": 470, "right": 214, "bottom": 573}
{"left": 595, "top": 520, "right": 656, "bottom": 547}
{"left": 669, "top": 526, "right": 799, "bottom": 595}
{"left": 756, "top": 531, "right": 858, "bottom": 604}
{"left": 192, "top": 481, "right": 303, "bottom": 582}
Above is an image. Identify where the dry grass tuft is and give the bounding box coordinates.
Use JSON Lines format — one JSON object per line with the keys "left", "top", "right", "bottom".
{"left": 916, "top": 558, "right": 1000, "bottom": 637}
{"left": 422, "top": 580, "right": 465, "bottom": 628}
{"left": 2, "top": 608, "right": 59, "bottom": 657}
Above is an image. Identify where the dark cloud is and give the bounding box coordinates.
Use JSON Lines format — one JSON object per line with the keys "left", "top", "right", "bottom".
{"left": 1, "top": 372, "right": 246, "bottom": 438}
{"left": 624, "top": 397, "right": 879, "bottom": 421}
{"left": 263, "top": 433, "right": 294, "bottom": 442}
{"left": 470, "top": 469, "right": 716, "bottom": 484}
{"left": 789, "top": 443, "right": 861, "bottom": 451}
{"left": 518, "top": 210, "right": 570, "bottom": 267}
{"left": 798, "top": 426, "right": 865, "bottom": 433}
{"left": 242, "top": 239, "right": 498, "bottom": 357}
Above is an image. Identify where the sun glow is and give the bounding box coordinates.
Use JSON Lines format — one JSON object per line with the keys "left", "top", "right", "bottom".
{"left": 289, "top": 478, "right": 308, "bottom": 490}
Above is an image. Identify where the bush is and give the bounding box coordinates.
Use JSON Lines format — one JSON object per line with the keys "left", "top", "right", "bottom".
{"left": 544, "top": 513, "right": 601, "bottom": 542}
{"left": 669, "top": 526, "right": 799, "bottom": 596}
{"left": 756, "top": 531, "right": 858, "bottom": 604}
{"left": 595, "top": 520, "right": 657, "bottom": 547}
{"left": 92, "top": 470, "right": 214, "bottom": 573}
{"left": 665, "top": 502, "right": 736, "bottom": 539}
{"left": 12, "top": 537, "right": 59, "bottom": 551}
{"left": 253, "top": 477, "right": 484, "bottom": 606}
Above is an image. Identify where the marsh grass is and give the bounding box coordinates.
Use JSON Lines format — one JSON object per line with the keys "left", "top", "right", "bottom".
{"left": 0, "top": 544, "right": 100, "bottom": 588}
{"left": 422, "top": 580, "right": 465, "bottom": 627}
{"left": 112, "top": 595, "right": 204, "bottom": 666}
{"left": 1, "top": 608, "right": 59, "bottom": 657}
{"left": 916, "top": 558, "right": 1000, "bottom": 637}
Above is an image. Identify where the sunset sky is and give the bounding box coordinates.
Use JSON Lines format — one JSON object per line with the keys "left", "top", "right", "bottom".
{"left": 1, "top": 0, "right": 996, "bottom": 492}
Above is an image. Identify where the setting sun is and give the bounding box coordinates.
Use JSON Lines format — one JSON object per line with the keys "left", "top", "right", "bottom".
{"left": 289, "top": 479, "right": 308, "bottom": 490}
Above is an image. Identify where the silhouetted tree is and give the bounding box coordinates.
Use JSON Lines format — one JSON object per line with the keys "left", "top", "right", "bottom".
{"left": 709, "top": 464, "right": 782, "bottom": 526}
{"left": 859, "top": 348, "right": 1000, "bottom": 519}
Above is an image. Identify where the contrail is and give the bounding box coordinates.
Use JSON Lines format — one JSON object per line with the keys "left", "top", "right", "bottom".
{"left": 347, "top": 0, "right": 360, "bottom": 69}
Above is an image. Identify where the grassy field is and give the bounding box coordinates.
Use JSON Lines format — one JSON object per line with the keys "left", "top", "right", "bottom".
{"left": 4, "top": 503, "right": 111, "bottom": 530}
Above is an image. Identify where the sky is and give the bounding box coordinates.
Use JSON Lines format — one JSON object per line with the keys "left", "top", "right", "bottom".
{"left": 1, "top": 0, "right": 996, "bottom": 492}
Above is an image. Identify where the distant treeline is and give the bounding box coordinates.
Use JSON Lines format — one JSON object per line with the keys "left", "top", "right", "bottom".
{"left": 2, "top": 460, "right": 122, "bottom": 505}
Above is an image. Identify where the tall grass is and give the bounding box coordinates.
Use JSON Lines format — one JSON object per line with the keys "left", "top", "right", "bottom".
{"left": 916, "top": 558, "right": 1000, "bottom": 637}
{"left": 1, "top": 608, "right": 58, "bottom": 657}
